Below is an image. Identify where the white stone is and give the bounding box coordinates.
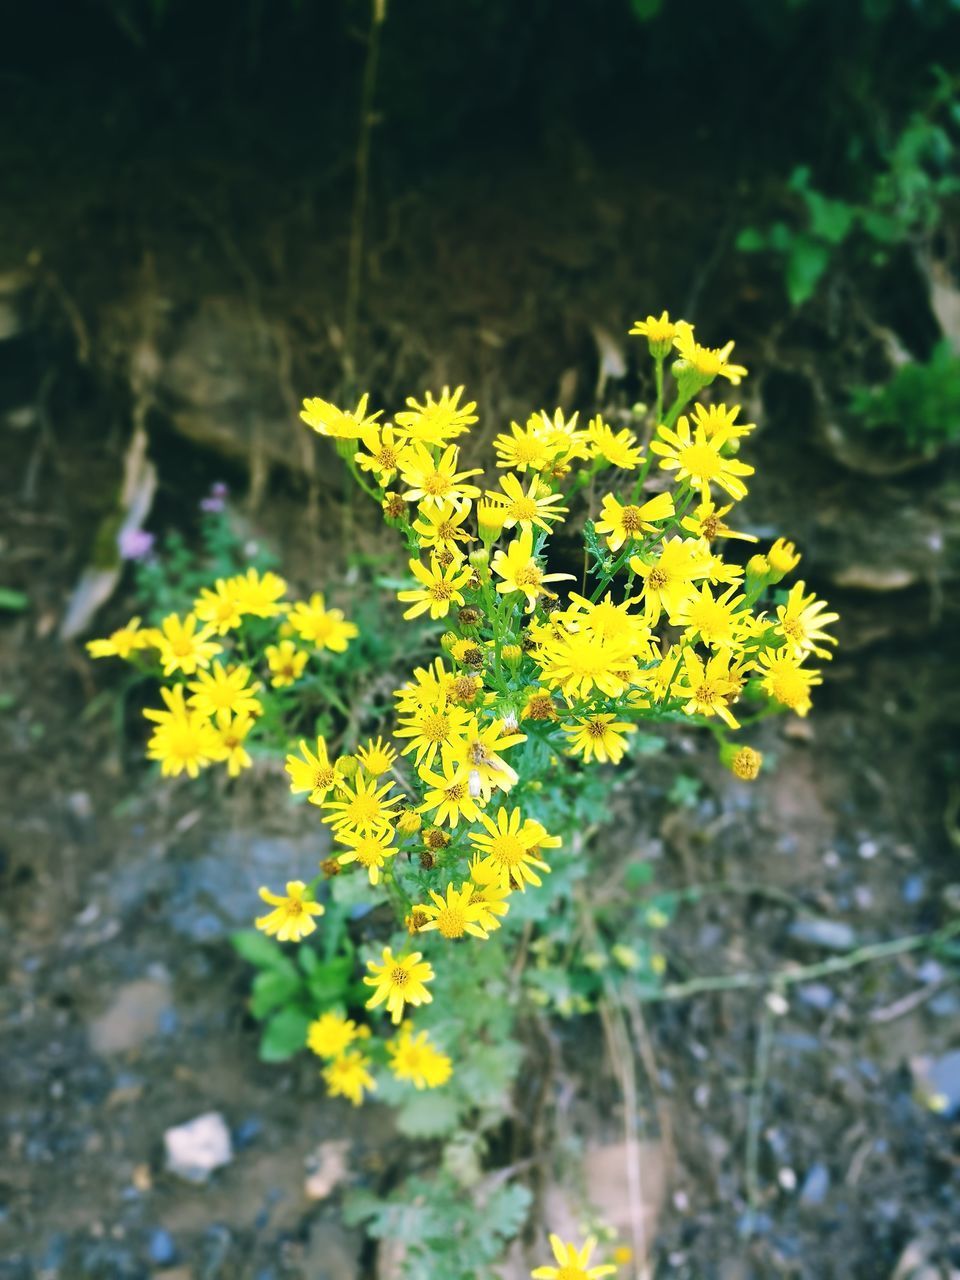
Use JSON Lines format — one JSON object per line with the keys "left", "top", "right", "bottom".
{"left": 164, "top": 1111, "right": 233, "bottom": 1183}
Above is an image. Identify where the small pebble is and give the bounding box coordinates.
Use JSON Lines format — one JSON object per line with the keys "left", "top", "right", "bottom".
{"left": 778, "top": 1167, "right": 797, "bottom": 1191}
{"left": 799, "top": 1161, "right": 830, "bottom": 1206}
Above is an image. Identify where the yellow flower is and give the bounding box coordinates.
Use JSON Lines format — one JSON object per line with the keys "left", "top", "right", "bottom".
{"left": 586, "top": 415, "right": 644, "bottom": 470}
{"left": 491, "top": 528, "right": 574, "bottom": 611}
{"left": 399, "top": 443, "right": 483, "bottom": 507}
{"left": 322, "top": 772, "right": 400, "bottom": 838}
{"left": 757, "top": 648, "right": 822, "bottom": 716}
{"left": 307, "top": 1011, "right": 369, "bottom": 1060}
{"left": 387, "top": 1024, "right": 452, "bottom": 1089}
{"left": 193, "top": 579, "right": 244, "bottom": 634}
{"left": 629, "top": 536, "right": 709, "bottom": 624}
{"left": 394, "top": 385, "right": 477, "bottom": 445}
{"left": 418, "top": 750, "right": 484, "bottom": 826}
{"left": 209, "top": 709, "right": 255, "bottom": 776}
{"left": 728, "top": 745, "right": 763, "bottom": 780}
{"left": 354, "top": 424, "right": 408, "bottom": 485}
{"left": 629, "top": 310, "right": 694, "bottom": 359}
{"left": 776, "top": 581, "right": 838, "bottom": 659}
{"left": 689, "top": 402, "right": 755, "bottom": 441}
{"left": 187, "top": 661, "right": 262, "bottom": 719}
{"left": 469, "top": 806, "right": 554, "bottom": 891}
{"left": 594, "top": 490, "right": 675, "bottom": 552}
{"left": 86, "top": 616, "right": 156, "bottom": 659}
{"left": 492, "top": 419, "right": 555, "bottom": 473}
{"left": 300, "top": 392, "right": 381, "bottom": 440}
{"left": 357, "top": 736, "right": 398, "bottom": 777}
{"left": 228, "top": 568, "right": 289, "bottom": 618}
{"left": 288, "top": 593, "right": 358, "bottom": 651}
{"left": 563, "top": 714, "right": 636, "bottom": 764}
{"left": 395, "top": 697, "right": 472, "bottom": 769}
{"left": 767, "top": 537, "right": 801, "bottom": 576}
{"left": 285, "top": 736, "right": 342, "bottom": 805}
{"left": 531, "top": 1234, "right": 615, "bottom": 1280}
{"left": 485, "top": 472, "right": 568, "bottom": 533}
{"left": 336, "top": 829, "right": 397, "bottom": 884}
{"left": 265, "top": 639, "right": 309, "bottom": 688}
{"left": 651, "top": 415, "right": 754, "bottom": 504}
{"left": 671, "top": 582, "right": 750, "bottom": 649}
{"left": 155, "top": 612, "right": 222, "bottom": 676}
{"left": 416, "top": 881, "right": 491, "bottom": 940}
{"left": 680, "top": 499, "right": 758, "bottom": 544}
{"left": 476, "top": 500, "right": 507, "bottom": 543}
{"left": 322, "top": 1050, "right": 376, "bottom": 1106}
{"left": 364, "top": 947, "right": 435, "bottom": 1024}
{"left": 535, "top": 628, "right": 639, "bottom": 702}
{"left": 466, "top": 857, "right": 512, "bottom": 932}
{"left": 671, "top": 649, "right": 743, "bottom": 729}
{"left": 447, "top": 716, "right": 526, "bottom": 801}
{"left": 255, "top": 880, "right": 324, "bottom": 942}
{"left": 143, "top": 684, "right": 220, "bottom": 777}
{"left": 412, "top": 498, "right": 474, "bottom": 552}
{"left": 397, "top": 555, "right": 472, "bottom": 620}
{"left": 674, "top": 331, "right": 748, "bottom": 385}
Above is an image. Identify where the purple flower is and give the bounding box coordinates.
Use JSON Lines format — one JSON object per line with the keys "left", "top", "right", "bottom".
{"left": 200, "top": 482, "right": 229, "bottom": 514}
{"left": 118, "top": 527, "right": 155, "bottom": 561}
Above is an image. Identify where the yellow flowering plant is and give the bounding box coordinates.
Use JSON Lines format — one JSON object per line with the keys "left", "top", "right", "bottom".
{"left": 87, "top": 309, "right": 838, "bottom": 1277}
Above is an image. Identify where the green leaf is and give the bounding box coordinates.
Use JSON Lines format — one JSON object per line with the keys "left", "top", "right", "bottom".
{"left": 785, "top": 237, "right": 830, "bottom": 305}
{"left": 250, "top": 968, "right": 303, "bottom": 1019}
{"left": 298, "top": 944, "right": 320, "bottom": 976}
{"left": 629, "top": 0, "right": 662, "bottom": 19}
{"left": 0, "top": 588, "right": 28, "bottom": 612}
{"left": 307, "top": 955, "right": 354, "bottom": 1005}
{"left": 395, "top": 1090, "right": 461, "bottom": 1138}
{"left": 231, "top": 929, "right": 298, "bottom": 973}
{"left": 259, "top": 1007, "right": 312, "bottom": 1062}
{"left": 735, "top": 227, "right": 766, "bottom": 252}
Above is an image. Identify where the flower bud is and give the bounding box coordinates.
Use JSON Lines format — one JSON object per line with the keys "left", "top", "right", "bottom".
{"left": 767, "top": 537, "right": 801, "bottom": 581}
{"left": 397, "top": 807, "right": 422, "bottom": 835}
{"left": 720, "top": 741, "right": 763, "bottom": 780}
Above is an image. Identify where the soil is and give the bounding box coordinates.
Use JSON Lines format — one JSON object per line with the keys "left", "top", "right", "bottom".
{"left": 2, "top": 29, "right": 960, "bottom": 1279}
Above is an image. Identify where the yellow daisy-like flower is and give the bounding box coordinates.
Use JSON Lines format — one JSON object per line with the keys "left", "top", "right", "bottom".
{"left": 776, "top": 581, "right": 839, "bottom": 659}
{"left": 364, "top": 947, "right": 435, "bottom": 1024}
{"left": 531, "top": 1233, "right": 616, "bottom": 1280}
{"left": 300, "top": 392, "right": 382, "bottom": 440}
{"left": 86, "top": 616, "right": 157, "bottom": 660}
{"left": 255, "top": 880, "right": 324, "bottom": 942}
{"left": 670, "top": 582, "right": 750, "bottom": 649}
{"left": 307, "top": 1011, "right": 369, "bottom": 1060}
{"left": 757, "top": 648, "right": 822, "bottom": 716}
{"left": 394, "top": 386, "right": 478, "bottom": 445}
{"left": 593, "top": 490, "right": 675, "bottom": 552}
{"left": 228, "top": 568, "right": 289, "bottom": 619}
{"left": 285, "top": 736, "right": 342, "bottom": 805}
{"left": 356, "top": 736, "right": 398, "bottom": 777}
{"left": 412, "top": 498, "right": 474, "bottom": 553}
{"left": 264, "top": 639, "right": 309, "bottom": 688}
{"left": 336, "top": 829, "right": 397, "bottom": 884}
{"left": 322, "top": 1050, "right": 376, "bottom": 1106}
{"left": 288, "top": 593, "right": 359, "bottom": 652}
{"left": 689, "top": 401, "right": 755, "bottom": 441}
{"left": 395, "top": 697, "right": 472, "bottom": 769}
{"left": 563, "top": 714, "right": 636, "bottom": 764}
{"left": 586, "top": 415, "right": 644, "bottom": 470}
{"left": 209, "top": 709, "right": 255, "bottom": 776}
{"left": 680, "top": 499, "right": 758, "bottom": 544}
{"left": 417, "top": 750, "right": 484, "bottom": 827}
{"left": 671, "top": 649, "right": 743, "bottom": 730}
{"left": 399, "top": 443, "right": 483, "bottom": 507}
{"left": 767, "top": 537, "right": 801, "bottom": 576}
{"left": 535, "top": 628, "right": 640, "bottom": 701}
{"left": 466, "top": 857, "right": 512, "bottom": 932}
{"left": 354, "top": 424, "right": 408, "bottom": 485}
{"left": 468, "top": 806, "right": 554, "bottom": 891}
{"left": 397, "top": 555, "right": 472, "bottom": 620}
{"left": 628, "top": 310, "right": 694, "bottom": 359}
{"left": 322, "top": 772, "right": 400, "bottom": 838}
{"left": 629, "top": 536, "right": 709, "bottom": 624}
{"left": 193, "top": 579, "right": 244, "bottom": 634}
{"left": 143, "top": 684, "right": 220, "bottom": 778}
{"left": 651, "top": 416, "right": 754, "bottom": 504}
{"left": 416, "top": 881, "right": 490, "bottom": 940}
{"left": 447, "top": 716, "right": 526, "bottom": 801}
{"left": 674, "top": 331, "right": 748, "bottom": 386}
{"left": 155, "top": 612, "right": 222, "bottom": 677}
{"left": 187, "top": 661, "right": 263, "bottom": 719}
{"left": 485, "top": 472, "right": 568, "bottom": 533}
{"left": 492, "top": 419, "right": 555, "bottom": 473}
{"left": 386, "top": 1024, "right": 453, "bottom": 1089}
{"left": 491, "top": 527, "right": 574, "bottom": 611}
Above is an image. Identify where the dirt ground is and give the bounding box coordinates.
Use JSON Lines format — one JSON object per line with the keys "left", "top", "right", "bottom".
{"left": 2, "top": 74, "right": 960, "bottom": 1279}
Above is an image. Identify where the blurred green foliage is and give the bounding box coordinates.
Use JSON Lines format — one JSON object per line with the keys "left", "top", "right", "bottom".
{"left": 849, "top": 340, "right": 960, "bottom": 451}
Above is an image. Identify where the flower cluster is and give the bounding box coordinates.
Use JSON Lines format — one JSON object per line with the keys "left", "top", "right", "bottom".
{"left": 303, "top": 1007, "right": 451, "bottom": 1107}
{"left": 87, "top": 568, "right": 358, "bottom": 777}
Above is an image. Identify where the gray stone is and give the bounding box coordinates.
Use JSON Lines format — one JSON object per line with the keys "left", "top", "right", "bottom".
{"left": 164, "top": 1112, "right": 233, "bottom": 1184}
{"left": 89, "top": 973, "right": 173, "bottom": 1055}
{"left": 788, "top": 918, "right": 856, "bottom": 952}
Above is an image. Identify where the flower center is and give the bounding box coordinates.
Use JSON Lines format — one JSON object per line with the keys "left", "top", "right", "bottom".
{"left": 422, "top": 713, "right": 449, "bottom": 742}
{"left": 510, "top": 497, "right": 539, "bottom": 521}
{"left": 424, "top": 473, "right": 449, "bottom": 496}
{"left": 680, "top": 443, "right": 721, "bottom": 477}
{"left": 314, "top": 766, "right": 336, "bottom": 790}
{"left": 430, "top": 581, "right": 454, "bottom": 601}
{"left": 436, "top": 907, "right": 466, "bottom": 938}
{"left": 695, "top": 681, "right": 720, "bottom": 703}
{"left": 446, "top": 783, "right": 465, "bottom": 800}
{"left": 620, "top": 505, "right": 644, "bottom": 533}
{"left": 647, "top": 567, "right": 668, "bottom": 589}
{"left": 377, "top": 446, "right": 397, "bottom": 468}
{"left": 514, "top": 565, "right": 543, "bottom": 589}
{"left": 586, "top": 719, "right": 608, "bottom": 738}
{"left": 490, "top": 834, "right": 525, "bottom": 866}
{"left": 390, "top": 966, "right": 409, "bottom": 987}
